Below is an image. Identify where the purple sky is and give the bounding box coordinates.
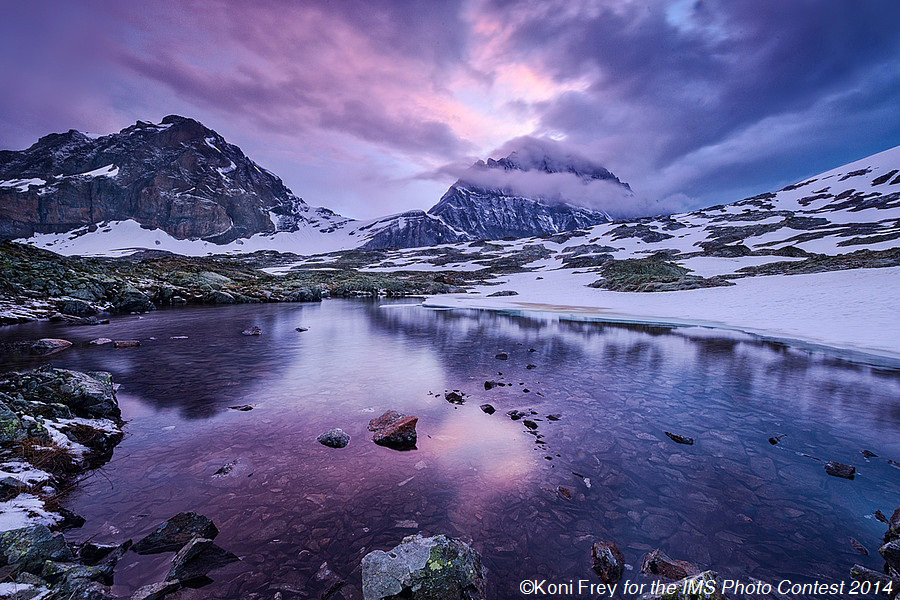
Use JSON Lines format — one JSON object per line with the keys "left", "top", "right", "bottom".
{"left": 2, "top": 0, "right": 899, "bottom": 220}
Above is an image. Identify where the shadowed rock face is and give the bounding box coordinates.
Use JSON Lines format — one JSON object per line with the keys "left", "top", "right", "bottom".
{"left": 0, "top": 115, "right": 346, "bottom": 243}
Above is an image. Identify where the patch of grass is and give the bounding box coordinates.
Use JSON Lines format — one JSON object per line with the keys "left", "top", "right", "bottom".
{"left": 12, "top": 437, "right": 78, "bottom": 477}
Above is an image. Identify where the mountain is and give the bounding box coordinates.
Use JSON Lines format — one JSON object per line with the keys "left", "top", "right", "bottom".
{"left": 0, "top": 115, "right": 349, "bottom": 243}
{"left": 428, "top": 148, "right": 630, "bottom": 239}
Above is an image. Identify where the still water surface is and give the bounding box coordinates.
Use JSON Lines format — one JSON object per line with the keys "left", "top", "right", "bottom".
{"left": 1, "top": 300, "right": 898, "bottom": 598}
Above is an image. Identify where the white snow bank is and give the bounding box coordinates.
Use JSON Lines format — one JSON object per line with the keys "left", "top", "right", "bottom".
{"left": 0, "top": 494, "right": 61, "bottom": 532}
{"left": 423, "top": 266, "right": 900, "bottom": 363}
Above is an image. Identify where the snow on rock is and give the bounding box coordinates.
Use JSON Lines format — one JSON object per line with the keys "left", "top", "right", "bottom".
{"left": 0, "top": 494, "right": 62, "bottom": 531}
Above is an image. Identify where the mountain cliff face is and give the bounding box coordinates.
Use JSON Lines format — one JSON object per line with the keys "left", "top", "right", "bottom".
{"left": 0, "top": 115, "right": 348, "bottom": 243}
{"left": 428, "top": 149, "right": 630, "bottom": 240}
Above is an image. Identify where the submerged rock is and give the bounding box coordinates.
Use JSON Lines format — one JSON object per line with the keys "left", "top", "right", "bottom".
{"left": 664, "top": 431, "right": 694, "bottom": 445}
{"left": 495, "top": 352, "right": 508, "bottom": 360}
{"left": 591, "top": 541, "right": 625, "bottom": 584}
{"left": 114, "top": 339, "right": 141, "bottom": 348}
{"left": 133, "top": 512, "right": 219, "bottom": 555}
{"left": 241, "top": 326, "right": 261, "bottom": 336}
{"left": 228, "top": 404, "right": 255, "bottom": 412}
{"left": 317, "top": 428, "right": 351, "bottom": 448}
{"left": 824, "top": 461, "right": 855, "bottom": 479}
{"left": 361, "top": 533, "right": 486, "bottom": 600}
{"left": 483, "top": 381, "right": 498, "bottom": 390}
{"left": 166, "top": 537, "right": 239, "bottom": 582}
{"left": 640, "top": 548, "right": 700, "bottom": 580}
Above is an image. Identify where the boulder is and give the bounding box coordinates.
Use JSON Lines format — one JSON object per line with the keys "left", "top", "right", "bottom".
{"left": 361, "top": 534, "right": 486, "bottom": 600}
{"left": 133, "top": 513, "right": 219, "bottom": 555}
{"left": 0, "top": 367, "right": 121, "bottom": 422}
{"left": 166, "top": 537, "right": 238, "bottom": 582}
{"left": 824, "top": 461, "right": 855, "bottom": 479}
{"left": 590, "top": 541, "right": 624, "bottom": 584}
{"left": 113, "top": 289, "right": 155, "bottom": 313}
{"left": 373, "top": 416, "right": 418, "bottom": 450}
{"left": 70, "top": 316, "right": 110, "bottom": 326}
{"left": 0, "top": 525, "right": 75, "bottom": 575}
{"left": 639, "top": 570, "right": 725, "bottom": 600}
{"left": 131, "top": 580, "right": 181, "bottom": 600}
{"left": 55, "top": 298, "right": 98, "bottom": 317}
{"left": 317, "top": 429, "right": 350, "bottom": 449}
{"left": 640, "top": 548, "right": 699, "bottom": 580}
{"left": 881, "top": 539, "right": 900, "bottom": 575}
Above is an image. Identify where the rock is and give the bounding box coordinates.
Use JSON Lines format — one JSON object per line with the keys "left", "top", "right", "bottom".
{"left": 486, "top": 290, "right": 518, "bottom": 297}
{"left": 876, "top": 510, "right": 890, "bottom": 524}
{"left": 494, "top": 352, "right": 508, "bottom": 360}
{"left": 768, "top": 434, "right": 785, "bottom": 445}
{"left": 849, "top": 537, "right": 869, "bottom": 556}
{"left": 89, "top": 338, "right": 113, "bottom": 346}
{"left": 317, "top": 428, "right": 350, "bottom": 448}
{"left": 368, "top": 410, "right": 404, "bottom": 431}
{"left": 71, "top": 316, "right": 110, "bottom": 326}
{"left": 483, "top": 381, "right": 498, "bottom": 390}
{"left": 824, "top": 461, "right": 855, "bottom": 479}
{"left": 546, "top": 414, "right": 561, "bottom": 421}
{"left": 507, "top": 410, "right": 527, "bottom": 421}
{"left": 241, "top": 326, "right": 261, "bottom": 336}
{"left": 77, "top": 541, "right": 129, "bottom": 566}
{"left": 131, "top": 580, "right": 181, "bottom": 600}
{"left": 314, "top": 561, "right": 346, "bottom": 598}
{"left": 295, "top": 327, "right": 309, "bottom": 332}
{"left": 640, "top": 570, "right": 725, "bottom": 600}
{"left": 166, "top": 537, "right": 238, "bottom": 582}
{"left": 228, "top": 404, "right": 254, "bottom": 411}
{"left": 372, "top": 416, "right": 418, "bottom": 450}
{"left": 445, "top": 391, "right": 465, "bottom": 404}
{"left": 0, "top": 367, "right": 121, "bottom": 422}
{"left": 51, "top": 576, "right": 117, "bottom": 599}
{"left": 133, "top": 513, "right": 219, "bottom": 555}
{"left": 523, "top": 420, "right": 538, "bottom": 430}
{"left": 850, "top": 564, "right": 900, "bottom": 599}
{"left": 557, "top": 486, "right": 573, "bottom": 500}
{"left": 640, "top": 548, "right": 700, "bottom": 580}
{"left": 56, "top": 298, "right": 98, "bottom": 317}
{"left": 361, "top": 533, "right": 486, "bottom": 600}
{"left": 881, "top": 540, "right": 900, "bottom": 575}
{"left": 525, "top": 364, "right": 537, "bottom": 370}
{"left": 887, "top": 507, "right": 900, "bottom": 542}
{"left": 0, "top": 525, "right": 75, "bottom": 575}
{"left": 664, "top": 431, "right": 694, "bottom": 445}
{"left": 479, "top": 404, "right": 495, "bottom": 415}
{"left": 590, "top": 541, "right": 625, "bottom": 584}
{"left": 3, "top": 338, "right": 73, "bottom": 356}
{"left": 113, "top": 289, "right": 155, "bottom": 313}
{"left": 861, "top": 449, "right": 878, "bottom": 458}
{"left": 203, "top": 290, "right": 235, "bottom": 304}
{"left": 114, "top": 340, "right": 141, "bottom": 348}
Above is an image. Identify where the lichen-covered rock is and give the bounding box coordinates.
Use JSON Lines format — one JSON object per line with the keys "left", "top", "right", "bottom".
{"left": 133, "top": 513, "right": 219, "bottom": 555}
{"left": 590, "top": 540, "right": 624, "bottom": 584}
{"left": 130, "top": 580, "right": 181, "bottom": 600}
{"left": 166, "top": 537, "right": 239, "bottom": 582}
{"left": 368, "top": 411, "right": 403, "bottom": 432}
{"left": 640, "top": 571, "right": 725, "bottom": 600}
{"left": 881, "top": 539, "right": 900, "bottom": 576}
{"left": 361, "top": 534, "right": 486, "bottom": 600}
{"left": 0, "top": 366, "right": 121, "bottom": 423}
{"left": 850, "top": 564, "right": 900, "bottom": 599}
{"left": 2, "top": 338, "right": 73, "bottom": 357}
{"left": 0, "top": 525, "right": 75, "bottom": 575}
{"left": 112, "top": 288, "right": 155, "bottom": 313}
{"left": 55, "top": 298, "right": 98, "bottom": 317}
{"left": 317, "top": 428, "right": 350, "bottom": 448}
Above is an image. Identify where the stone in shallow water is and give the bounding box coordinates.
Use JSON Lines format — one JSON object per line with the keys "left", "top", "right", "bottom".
{"left": 495, "top": 352, "right": 508, "bottom": 360}
{"left": 479, "top": 404, "right": 495, "bottom": 415}
{"left": 361, "top": 534, "right": 485, "bottom": 600}
{"left": 3, "top": 338, "right": 72, "bottom": 356}
{"left": 372, "top": 416, "right": 418, "bottom": 450}
{"left": 317, "top": 428, "right": 350, "bottom": 448}
{"left": 241, "top": 326, "right": 261, "bottom": 336}
{"left": 368, "top": 410, "right": 403, "bottom": 431}
{"left": 133, "top": 513, "right": 219, "bottom": 555}
{"left": 824, "top": 461, "right": 855, "bottom": 479}
{"left": 166, "top": 537, "right": 239, "bottom": 582}
{"left": 640, "top": 548, "right": 699, "bottom": 580}
{"left": 664, "top": 431, "right": 694, "bottom": 445}
{"left": 130, "top": 579, "right": 181, "bottom": 600}
{"left": 89, "top": 338, "right": 113, "bottom": 346}
{"left": 591, "top": 540, "right": 624, "bottom": 584}
{"left": 114, "top": 340, "right": 141, "bottom": 348}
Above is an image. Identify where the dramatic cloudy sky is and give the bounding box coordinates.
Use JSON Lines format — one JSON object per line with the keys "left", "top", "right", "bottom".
{"left": 2, "top": 0, "right": 899, "bottom": 219}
